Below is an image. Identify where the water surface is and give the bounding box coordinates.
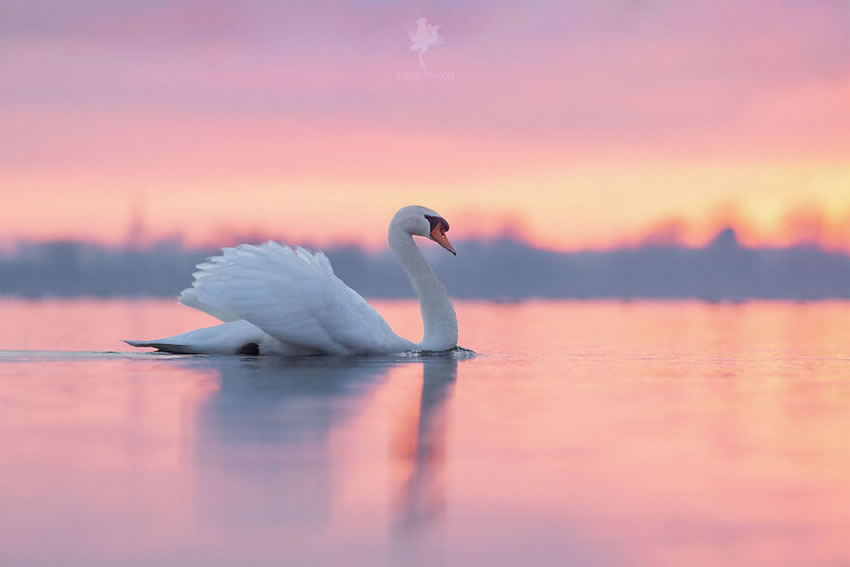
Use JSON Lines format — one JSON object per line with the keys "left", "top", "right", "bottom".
{"left": 1, "top": 300, "right": 848, "bottom": 566}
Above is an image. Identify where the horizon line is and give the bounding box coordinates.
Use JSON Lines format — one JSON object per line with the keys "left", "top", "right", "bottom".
{"left": 2, "top": 226, "right": 848, "bottom": 256}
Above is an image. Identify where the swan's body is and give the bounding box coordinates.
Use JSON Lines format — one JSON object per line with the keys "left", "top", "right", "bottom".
{"left": 125, "top": 205, "right": 458, "bottom": 355}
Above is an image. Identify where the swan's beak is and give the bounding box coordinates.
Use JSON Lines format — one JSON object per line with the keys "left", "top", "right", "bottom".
{"left": 430, "top": 225, "right": 457, "bottom": 255}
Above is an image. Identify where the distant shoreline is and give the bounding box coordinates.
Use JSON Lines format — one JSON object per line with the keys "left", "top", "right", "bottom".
{"left": 2, "top": 229, "right": 848, "bottom": 300}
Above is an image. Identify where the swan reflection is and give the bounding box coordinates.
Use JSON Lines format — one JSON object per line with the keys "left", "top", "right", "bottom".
{"left": 189, "top": 356, "right": 393, "bottom": 444}
{"left": 179, "top": 353, "right": 462, "bottom": 538}
{"left": 185, "top": 355, "right": 396, "bottom": 531}
{"left": 392, "top": 356, "right": 458, "bottom": 534}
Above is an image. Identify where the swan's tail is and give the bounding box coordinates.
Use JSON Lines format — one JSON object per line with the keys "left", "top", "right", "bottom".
{"left": 124, "top": 320, "right": 267, "bottom": 355}
{"left": 124, "top": 319, "right": 317, "bottom": 356}
{"left": 123, "top": 339, "right": 207, "bottom": 354}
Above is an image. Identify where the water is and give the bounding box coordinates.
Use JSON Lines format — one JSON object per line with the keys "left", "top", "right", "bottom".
{"left": 1, "top": 299, "right": 848, "bottom": 567}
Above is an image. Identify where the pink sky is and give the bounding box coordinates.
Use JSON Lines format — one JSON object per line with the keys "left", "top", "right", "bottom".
{"left": 1, "top": 0, "right": 848, "bottom": 250}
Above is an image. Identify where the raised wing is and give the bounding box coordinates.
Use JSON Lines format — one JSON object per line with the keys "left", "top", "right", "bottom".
{"left": 179, "top": 242, "right": 411, "bottom": 354}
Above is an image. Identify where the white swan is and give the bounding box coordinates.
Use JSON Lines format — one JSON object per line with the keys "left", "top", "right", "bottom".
{"left": 125, "top": 205, "right": 458, "bottom": 355}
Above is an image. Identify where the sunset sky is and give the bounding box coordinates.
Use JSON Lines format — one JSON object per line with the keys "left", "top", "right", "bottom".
{"left": 1, "top": 0, "right": 848, "bottom": 251}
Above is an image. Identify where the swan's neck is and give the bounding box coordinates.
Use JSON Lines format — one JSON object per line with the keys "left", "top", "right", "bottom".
{"left": 389, "top": 225, "right": 458, "bottom": 351}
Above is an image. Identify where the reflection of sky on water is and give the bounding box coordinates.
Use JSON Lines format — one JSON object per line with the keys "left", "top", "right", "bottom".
{"left": 2, "top": 300, "right": 849, "bottom": 566}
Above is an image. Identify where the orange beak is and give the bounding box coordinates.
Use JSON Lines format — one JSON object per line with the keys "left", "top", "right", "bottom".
{"left": 430, "top": 224, "right": 457, "bottom": 255}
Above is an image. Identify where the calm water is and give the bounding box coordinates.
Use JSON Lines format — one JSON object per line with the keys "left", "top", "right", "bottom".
{"left": 0, "top": 299, "right": 848, "bottom": 567}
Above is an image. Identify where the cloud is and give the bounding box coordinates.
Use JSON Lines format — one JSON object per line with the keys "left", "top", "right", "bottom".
{"left": 2, "top": 0, "right": 846, "bottom": 152}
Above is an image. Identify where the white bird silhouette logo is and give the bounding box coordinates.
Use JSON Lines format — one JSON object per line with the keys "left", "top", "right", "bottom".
{"left": 407, "top": 17, "right": 443, "bottom": 69}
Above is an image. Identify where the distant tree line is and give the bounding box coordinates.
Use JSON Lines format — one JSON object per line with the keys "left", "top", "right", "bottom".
{"left": 1, "top": 229, "right": 848, "bottom": 300}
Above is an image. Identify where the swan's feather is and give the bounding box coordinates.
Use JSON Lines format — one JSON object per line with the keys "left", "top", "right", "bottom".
{"left": 178, "top": 287, "right": 239, "bottom": 323}
{"left": 179, "top": 242, "right": 411, "bottom": 354}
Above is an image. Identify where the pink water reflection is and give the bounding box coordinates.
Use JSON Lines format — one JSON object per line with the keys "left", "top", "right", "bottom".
{"left": 1, "top": 300, "right": 848, "bottom": 566}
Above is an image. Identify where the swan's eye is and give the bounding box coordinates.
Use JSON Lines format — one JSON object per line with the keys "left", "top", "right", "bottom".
{"left": 424, "top": 214, "right": 449, "bottom": 233}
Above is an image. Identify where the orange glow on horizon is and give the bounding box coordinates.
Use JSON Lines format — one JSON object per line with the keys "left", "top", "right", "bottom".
{"left": 2, "top": 159, "right": 847, "bottom": 252}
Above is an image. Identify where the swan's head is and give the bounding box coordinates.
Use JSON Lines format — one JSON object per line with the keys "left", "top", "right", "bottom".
{"left": 391, "top": 205, "right": 456, "bottom": 255}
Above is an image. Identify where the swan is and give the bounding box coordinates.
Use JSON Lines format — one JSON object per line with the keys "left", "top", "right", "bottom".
{"left": 125, "top": 205, "right": 458, "bottom": 355}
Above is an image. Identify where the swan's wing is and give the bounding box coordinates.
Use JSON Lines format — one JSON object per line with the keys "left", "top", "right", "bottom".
{"left": 179, "top": 283, "right": 240, "bottom": 322}
{"left": 179, "top": 242, "right": 409, "bottom": 354}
